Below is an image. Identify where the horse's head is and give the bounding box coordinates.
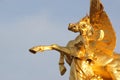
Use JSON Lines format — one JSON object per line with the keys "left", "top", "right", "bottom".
{"left": 68, "top": 15, "right": 94, "bottom": 36}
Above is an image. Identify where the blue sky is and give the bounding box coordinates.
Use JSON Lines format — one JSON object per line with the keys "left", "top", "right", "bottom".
{"left": 0, "top": 0, "right": 120, "bottom": 80}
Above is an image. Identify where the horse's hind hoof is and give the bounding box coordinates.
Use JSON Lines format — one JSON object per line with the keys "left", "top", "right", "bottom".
{"left": 29, "top": 49, "right": 37, "bottom": 54}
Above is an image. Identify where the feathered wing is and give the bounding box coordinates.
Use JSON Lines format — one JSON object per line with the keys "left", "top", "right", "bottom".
{"left": 89, "top": 0, "right": 116, "bottom": 55}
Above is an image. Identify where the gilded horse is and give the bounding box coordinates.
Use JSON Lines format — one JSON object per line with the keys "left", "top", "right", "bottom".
{"left": 29, "top": 0, "right": 120, "bottom": 80}
{"left": 29, "top": 15, "right": 120, "bottom": 80}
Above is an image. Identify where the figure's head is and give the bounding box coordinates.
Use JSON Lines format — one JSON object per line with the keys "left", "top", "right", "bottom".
{"left": 68, "top": 15, "right": 94, "bottom": 36}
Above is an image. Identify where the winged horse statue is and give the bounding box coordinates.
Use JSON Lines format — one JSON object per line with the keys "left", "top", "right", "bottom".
{"left": 29, "top": 0, "right": 120, "bottom": 80}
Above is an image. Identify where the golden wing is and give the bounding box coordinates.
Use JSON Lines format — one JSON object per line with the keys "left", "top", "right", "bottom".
{"left": 90, "top": 0, "right": 116, "bottom": 55}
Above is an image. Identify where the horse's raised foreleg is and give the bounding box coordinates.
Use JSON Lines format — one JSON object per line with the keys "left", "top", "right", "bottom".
{"left": 29, "top": 44, "right": 70, "bottom": 76}
{"left": 59, "top": 53, "right": 67, "bottom": 75}
{"left": 29, "top": 45, "right": 53, "bottom": 54}
{"left": 29, "top": 44, "right": 73, "bottom": 75}
{"left": 29, "top": 44, "right": 72, "bottom": 55}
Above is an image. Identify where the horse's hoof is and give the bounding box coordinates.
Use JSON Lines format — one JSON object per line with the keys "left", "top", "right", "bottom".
{"left": 60, "top": 67, "right": 66, "bottom": 76}
{"left": 29, "top": 49, "right": 37, "bottom": 54}
{"left": 59, "top": 65, "right": 67, "bottom": 76}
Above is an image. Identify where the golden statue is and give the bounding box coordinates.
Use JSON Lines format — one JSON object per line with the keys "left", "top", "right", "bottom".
{"left": 29, "top": 0, "right": 120, "bottom": 80}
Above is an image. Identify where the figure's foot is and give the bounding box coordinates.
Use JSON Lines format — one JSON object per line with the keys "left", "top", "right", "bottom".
{"left": 59, "top": 64, "right": 67, "bottom": 76}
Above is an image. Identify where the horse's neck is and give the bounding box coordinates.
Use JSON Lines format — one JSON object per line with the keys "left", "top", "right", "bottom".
{"left": 76, "top": 35, "right": 90, "bottom": 47}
